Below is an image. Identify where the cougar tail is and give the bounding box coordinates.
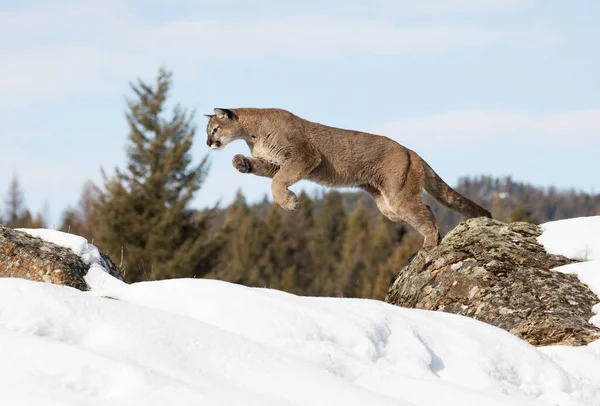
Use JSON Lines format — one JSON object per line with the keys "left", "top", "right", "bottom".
{"left": 422, "top": 160, "right": 492, "bottom": 219}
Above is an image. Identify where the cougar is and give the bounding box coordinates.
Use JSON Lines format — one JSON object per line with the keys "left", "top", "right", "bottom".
{"left": 205, "top": 108, "right": 491, "bottom": 247}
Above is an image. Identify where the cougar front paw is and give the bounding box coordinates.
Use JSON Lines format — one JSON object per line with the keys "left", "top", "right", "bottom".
{"left": 232, "top": 154, "right": 251, "bottom": 173}
{"left": 278, "top": 191, "right": 299, "bottom": 212}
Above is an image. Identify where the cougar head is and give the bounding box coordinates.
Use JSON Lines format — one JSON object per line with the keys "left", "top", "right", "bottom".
{"left": 204, "top": 108, "right": 244, "bottom": 151}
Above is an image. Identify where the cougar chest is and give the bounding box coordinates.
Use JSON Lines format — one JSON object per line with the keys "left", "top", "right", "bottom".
{"left": 250, "top": 141, "right": 285, "bottom": 165}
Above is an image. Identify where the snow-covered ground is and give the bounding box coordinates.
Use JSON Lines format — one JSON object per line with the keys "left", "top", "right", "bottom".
{"left": 0, "top": 217, "right": 597, "bottom": 406}
{"left": 538, "top": 216, "right": 600, "bottom": 329}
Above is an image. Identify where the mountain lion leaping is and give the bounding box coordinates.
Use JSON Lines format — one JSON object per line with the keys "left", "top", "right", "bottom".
{"left": 205, "top": 108, "right": 491, "bottom": 248}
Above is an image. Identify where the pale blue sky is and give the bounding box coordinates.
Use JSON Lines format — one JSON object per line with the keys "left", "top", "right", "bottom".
{"left": 1, "top": 0, "right": 599, "bottom": 226}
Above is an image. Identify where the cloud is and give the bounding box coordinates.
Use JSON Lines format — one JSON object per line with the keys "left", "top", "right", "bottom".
{"left": 144, "top": 19, "right": 557, "bottom": 60}
{"left": 0, "top": 45, "right": 149, "bottom": 107}
{"left": 371, "top": 109, "right": 600, "bottom": 149}
{"left": 0, "top": 1, "right": 559, "bottom": 107}
{"left": 340, "top": 0, "right": 540, "bottom": 15}
{"left": 160, "top": 0, "right": 540, "bottom": 17}
{"left": 0, "top": 2, "right": 132, "bottom": 47}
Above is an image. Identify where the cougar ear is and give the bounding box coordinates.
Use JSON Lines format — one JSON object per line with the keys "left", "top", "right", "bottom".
{"left": 203, "top": 114, "right": 215, "bottom": 119}
{"left": 214, "top": 108, "right": 237, "bottom": 121}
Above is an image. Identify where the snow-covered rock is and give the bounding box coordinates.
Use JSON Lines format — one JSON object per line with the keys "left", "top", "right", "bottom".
{"left": 386, "top": 217, "right": 600, "bottom": 346}
{"left": 0, "top": 225, "right": 123, "bottom": 290}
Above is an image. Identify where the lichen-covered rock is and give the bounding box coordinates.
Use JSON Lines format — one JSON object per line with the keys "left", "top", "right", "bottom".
{"left": 0, "top": 225, "right": 124, "bottom": 290}
{"left": 385, "top": 217, "right": 600, "bottom": 346}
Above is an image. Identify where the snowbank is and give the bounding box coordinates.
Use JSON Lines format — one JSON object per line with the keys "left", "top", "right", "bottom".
{"left": 538, "top": 216, "right": 600, "bottom": 328}
{"left": 0, "top": 218, "right": 597, "bottom": 405}
{"left": 538, "top": 216, "right": 600, "bottom": 262}
{"left": 0, "top": 278, "right": 599, "bottom": 406}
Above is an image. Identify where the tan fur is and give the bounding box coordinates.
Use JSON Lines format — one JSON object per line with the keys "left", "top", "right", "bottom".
{"left": 205, "top": 108, "right": 491, "bottom": 248}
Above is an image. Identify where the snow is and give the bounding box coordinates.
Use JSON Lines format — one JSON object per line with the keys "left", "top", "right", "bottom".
{"left": 538, "top": 216, "right": 600, "bottom": 328}
{"left": 538, "top": 216, "right": 600, "bottom": 262}
{"left": 0, "top": 219, "right": 597, "bottom": 405}
{"left": 18, "top": 228, "right": 127, "bottom": 291}
{"left": 18, "top": 228, "right": 105, "bottom": 267}
{"left": 2, "top": 278, "right": 600, "bottom": 406}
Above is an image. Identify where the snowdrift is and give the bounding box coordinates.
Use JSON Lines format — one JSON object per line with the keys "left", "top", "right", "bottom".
{"left": 0, "top": 216, "right": 598, "bottom": 406}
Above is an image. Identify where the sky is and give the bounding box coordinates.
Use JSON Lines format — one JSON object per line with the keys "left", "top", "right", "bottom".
{"left": 1, "top": 0, "right": 599, "bottom": 227}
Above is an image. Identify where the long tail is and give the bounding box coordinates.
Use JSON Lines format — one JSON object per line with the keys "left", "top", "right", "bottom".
{"left": 422, "top": 160, "right": 492, "bottom": 219}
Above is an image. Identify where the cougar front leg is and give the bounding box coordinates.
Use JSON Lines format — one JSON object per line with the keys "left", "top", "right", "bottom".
{"left": 271, "top": 156, "right": 320, "bottom": 211}
{"left": 232, "top": 155, "right": 280, "bottom": 179}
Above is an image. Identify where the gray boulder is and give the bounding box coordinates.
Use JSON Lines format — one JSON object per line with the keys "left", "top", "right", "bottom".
{"left": 0, "top": 225, "right": 124, "bottom": 290}
{"left": 385, "top": 217, "right": 600, "bottom": 346}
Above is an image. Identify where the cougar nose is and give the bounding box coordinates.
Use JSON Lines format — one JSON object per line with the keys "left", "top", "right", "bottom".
{"left": 207, "top": 136, "right": 213, "bottom": 147}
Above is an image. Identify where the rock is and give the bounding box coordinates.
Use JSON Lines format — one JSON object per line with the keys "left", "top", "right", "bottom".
{"left": 385, "top": 217, "right": 600, "bottom": 346}
{"left": 96, "top": 251, "right": 124, "bottom": 281}
{"left": 0, "top": 225, "right": 124, "bottom": 290}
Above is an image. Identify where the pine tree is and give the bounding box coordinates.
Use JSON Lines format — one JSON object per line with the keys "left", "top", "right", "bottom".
{"left": 257, "top": 203, "right": 297, "bottom": 290}
{"left": 287, "top": 191, "right": 314, "bottom": 293}
{"left": 17, "top": 210, "right": 44, "bottom": 228}
{"left": 60, "top": 207, "right": 83, "bottom": 234}
{"left": 227, "top": 189, "right": 251, "bottom": 222}
{"left": 230, "top": 210, "right": 264, "bottom": 285}
{"left": 4, "top": 173, "right": 24, "bottom": 227}
{"left": 336, "top": 202, "right": 371, "bottom": 297}
{"left": 210, "top": 190, "right": 262, "bottom": 284}
{"left": 93, "top": 68, "right": 217, "bottom": 281}
{"left": 308, "top": 191, "right": 347, "bottom": 296}
{"left": 371, "top": 231, "right": 423, "bottom": 300}
{"left": 2, "top": 174, "right": 45, "bottom": 228}
{"left": 509, "top": 203, "right": 536, "bottom": 223}
{"left": 360, "top": 216, "right": 405, "bottom": 298}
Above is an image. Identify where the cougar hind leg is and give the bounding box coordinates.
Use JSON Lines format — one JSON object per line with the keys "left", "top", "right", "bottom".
{"left": 364, "top": 184, "right": 440, "bottom": 248}
{"left": 385, "top": 194, "right": 439, "bottom": 248}
{"left": 381, "top": 155, "right": 441, "bottom": 247}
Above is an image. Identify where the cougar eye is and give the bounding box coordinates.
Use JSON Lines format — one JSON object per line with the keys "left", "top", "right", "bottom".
{"left": 212, "top": 126, "right": 219, "bottom": 134}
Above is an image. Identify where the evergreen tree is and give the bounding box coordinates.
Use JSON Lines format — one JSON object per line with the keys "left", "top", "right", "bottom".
{"left": 255, "top": 194, "right": 272, "bottom": 220}
{"left": 257, "top": 203, "right": 297, "bottom": 290}
{"left": 59, "top": 207, "right": 83, "bottom": 234}
{"left": 4, "top": 173, "right": 24, "bottom": 227}
{"left": 509, "top": 203, "right": 536, "bottom": 223}
{"left": 287, "top": 191, "right": 314, "bottom": 293}
{"left": 227, "top": 189, "right": 251, "bottom": 222}
{"left": 93, "top": 68, "right": 217, "bottom": 281}
{"left": 336, "top": 202, "right": 371, "bottom": 297}
{"left": 371, "top": 231, "right": 423, "bottom": 300}
{"left": 308, "top": 191, "right": 347, "bottom": 296}
{"left": 17, "top": 209, "right": 44, "bottom": 229}
{"left": 297, "top": 191, "right": 314, "bottom": 230}
{"left": 230, "top": 210, "right": 264, "bottom": 285}
{"left": 360, "top": 216, "right": 405, "bottom": 298}
{"left": 210, "top": 190, "right": 262, "bottom": 284}
{"left": 3, "top": 174, "right": 45, "bottom": 228}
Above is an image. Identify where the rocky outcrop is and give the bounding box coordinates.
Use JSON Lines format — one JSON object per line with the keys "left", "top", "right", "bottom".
{"left": 0, "top": 225, "right": 124, "bottom": 290}
{"left": 385, "top": 218, "right": 600, "bottom": 346}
